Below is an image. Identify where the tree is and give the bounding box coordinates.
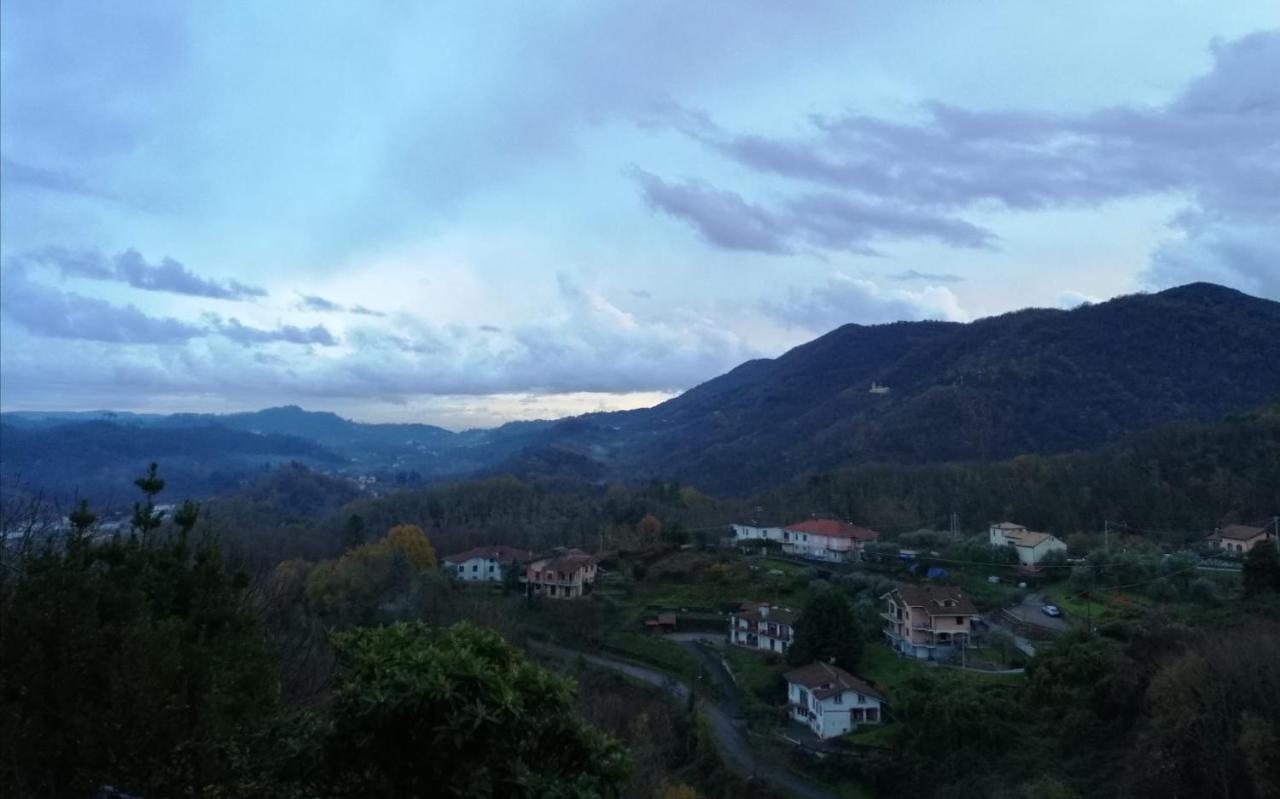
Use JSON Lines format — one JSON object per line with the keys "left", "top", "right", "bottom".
{"left": 0, "top": 467, "right": 278, "bottom": 797}
{"left": 383, "top": 524, "right": 438, "bottom": 571}
{"left": 317, "top": 622, "right": 629, "bottom": 797}
{"left": 786, "top": 591, "right": 863, "bottom": 672}
{"left": 1244, "top": 543, "right": 1280, "bottom": 597}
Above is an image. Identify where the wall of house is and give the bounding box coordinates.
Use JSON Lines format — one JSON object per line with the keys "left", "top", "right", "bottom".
{"left": 451, "top": 557, "right": 504, "bottom": 582}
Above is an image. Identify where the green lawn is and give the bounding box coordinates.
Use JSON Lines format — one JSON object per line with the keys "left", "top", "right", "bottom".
{"left": 847, "top": 721, "right": 897, "bottom": 747}
{"left": 598, "top": 630, "right": 700, "bottom": 676}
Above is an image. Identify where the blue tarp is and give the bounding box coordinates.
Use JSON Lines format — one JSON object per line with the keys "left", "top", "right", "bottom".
{"left": 927, "top": 567, "right": 949, "bottom": 579}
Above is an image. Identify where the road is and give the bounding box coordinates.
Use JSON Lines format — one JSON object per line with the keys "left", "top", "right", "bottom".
{"left": 1005, "top": 592, "right": 1071, "bottom": 633}
{"left": 529, "top": 639, "right": 836, "bottom": 799}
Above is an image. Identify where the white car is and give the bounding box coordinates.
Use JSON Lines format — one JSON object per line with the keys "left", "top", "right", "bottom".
{"left": 1041, "top": 604, "right": 1062, "bottom": 618}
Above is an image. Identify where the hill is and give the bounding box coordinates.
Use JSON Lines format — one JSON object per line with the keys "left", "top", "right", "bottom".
{"left": 501, "top": 283, "right": 1280, "bottom": 493}
{"left": 0, "top": 421, "right": 344, "bottom": 505}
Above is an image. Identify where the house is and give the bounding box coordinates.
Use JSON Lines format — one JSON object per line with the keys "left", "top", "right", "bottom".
{"left": 881, "top": 584, "right": 980, "bottom": 661}
{"left": 729, "top": 603, "right": 796, "bottom": 654}
{"left": 988, "top": 522, "right": 1068, "bottom": 567}
{"left": 644, "top": 613, "right": 678, "bottom": 633}
{"left": 525, "top": 548, "right": 597, "bottom": 599}
{"left": 785, "top": 661, "right": 885, "bottom": 739}
{"left": 443, "top": 546, "right": 533, "bottom": 583}
{"left": 781, "top": 519, "right": 880, "bottom": 562}
{"left": 1207, "top": 524, "right": 1275, "bottom": 555}
{"left": 728, "top": 521, "right": 786, "bottom": 548}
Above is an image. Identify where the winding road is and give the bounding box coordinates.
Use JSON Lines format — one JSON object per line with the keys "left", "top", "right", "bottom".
{"left": 529, "top": 639, "right": 836, "bottom": 799}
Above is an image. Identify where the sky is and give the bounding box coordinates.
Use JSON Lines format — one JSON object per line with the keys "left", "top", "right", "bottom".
{"left": 1, "top": 2, "right": 1277, "bottom": 428}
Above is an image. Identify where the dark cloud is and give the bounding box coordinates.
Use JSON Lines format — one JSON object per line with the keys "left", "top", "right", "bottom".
{"left": 478, "top": 324, "right": 503, "bottom": 333}
{"left": 210, "top": 317, "right": 337, "bottom": 347}
{"left": 633, "top": 169, "right": 791, "bottom": 253}
{"left": 889, "top": 270, "right": 964, "bottom": 283}
{"left": 629, "top": 289, "right": 652, "bottom": 299}
{"left": 641, "top": 30, "right": 1280, "bottom": 291}
{"left": 25, "top": 246, "right": 267, "bottom": 301}
{"left": 632, "top": 169, "right": 992, "bottom": 255}
{"left": 349, "top": 304, "right": 386, "bottom": 317}
{"left": 0, "top": 266, "right": 202, "bottom": 343}
{"left": 297, "top": 294, "right": 344, "bottom": 312}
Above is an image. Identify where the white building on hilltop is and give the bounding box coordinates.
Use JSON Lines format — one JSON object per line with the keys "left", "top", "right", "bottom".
{"left": 988, "top": 522, "right": 1068, "bottom": 567}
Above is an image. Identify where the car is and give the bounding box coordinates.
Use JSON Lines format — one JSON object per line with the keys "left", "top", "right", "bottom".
{"left": 1041, "top": 604, "right": 1062, "bottom": 618}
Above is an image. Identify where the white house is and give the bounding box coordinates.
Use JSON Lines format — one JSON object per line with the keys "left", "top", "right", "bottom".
{"left": 988, "top": 522, "right": 1067, "bottom": 567}
{"left": 443, "top": 546, "right": 533, "bottom": 583}
{"left": 785, "top": 661, "right": 885, "bottom": 739}
{"left": 782, "top": 519, "right": 880, "bottom": 562}
{"left": 729, "top": 522, "right": 785, "bottom": 545}
{"left": 729, "top": 603, "right": 796, "bottom": 654}
{"left": 729, "top": 518, "right": 880, "bottom": 563}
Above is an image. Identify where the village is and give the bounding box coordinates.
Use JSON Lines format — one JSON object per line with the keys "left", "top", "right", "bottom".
{"left": 438, "top": 515, "right": 1275, "bottom": 795}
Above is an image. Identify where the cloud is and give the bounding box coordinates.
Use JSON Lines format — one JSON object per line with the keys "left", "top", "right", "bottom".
{"left": 0, "top": 157, "right": 117, "bottom": 201}
{"left": 209, "top": 316, "right": 338, "bottom": 347}
{"left": 1057, "top": 290, "right": 1100, "bottom": 309}
{"left": 0, "top": 265, "right": 203, "bottom": 343}
{"left": 641, "top": 30, "right": 1280, "bottom": 291}
{"left": 24, "top": 246, "right": 267, "bottom": 301}
{"left": 349, "top": 304, "right": 386, "bottom": 317}
{"left": 296, "top": 294, "right": 344, "bottom": 312}
{"left": 761, "top": 273, "right": 967, "bottom": 332}
{"left": 889, "top": 270, "right": 963, "bottom": 283}
{"left": 633, "top": 169, "right": 791, "bottom": 253}
{"left": 633, "top": 169, "right": 994, "bottom": 255}
{"left": 629, "top": 289, "right": 652, "bottom": 299}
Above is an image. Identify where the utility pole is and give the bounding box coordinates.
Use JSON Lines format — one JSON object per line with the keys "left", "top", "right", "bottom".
{"left": 1104, "top": 520, "right": 1112, "bottom": 554}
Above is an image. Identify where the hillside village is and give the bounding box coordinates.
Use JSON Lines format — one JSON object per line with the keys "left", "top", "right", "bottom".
{"left": 431, "top": 510, "right": 1280, "bottom": 796}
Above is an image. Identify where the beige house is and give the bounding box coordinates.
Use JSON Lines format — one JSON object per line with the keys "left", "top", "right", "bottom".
{"left": 881, "top": 584, "right": 979, "bottom": 661}
{"left": 988, "top": 522, "right": 1068, "bottom": 567}
{"left": 525, "top": 548, "right": 597, "bottom": 599}
{"left": 1207, "top": 524, "right": 1275, "bottom": 555}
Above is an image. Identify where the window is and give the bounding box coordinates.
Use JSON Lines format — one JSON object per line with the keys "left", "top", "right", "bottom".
{"left": 956, "top": 616, "right": 964, "bottom": 625}
{"left": 833, "top": 693, "right": 842, "bottom": 704}
{"left": 856, "top": 694, "right": 865, "bottom": 704}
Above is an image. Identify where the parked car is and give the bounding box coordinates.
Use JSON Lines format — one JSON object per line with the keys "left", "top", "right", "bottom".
{"left": 1041, "top": 604, "right": 1062, "bottom": 618}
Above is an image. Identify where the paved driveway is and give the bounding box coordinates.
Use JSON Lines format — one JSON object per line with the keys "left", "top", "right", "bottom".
{"left": 530, "top": 639, "right": 836, "bottom": 799}
{"left": 1006, "top": 592, "right": 1071, "bottom": 633}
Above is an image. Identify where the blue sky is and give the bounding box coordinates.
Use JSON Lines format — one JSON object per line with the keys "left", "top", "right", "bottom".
{"left": 2, "top": 2, "right": 1277, "bottom": 427}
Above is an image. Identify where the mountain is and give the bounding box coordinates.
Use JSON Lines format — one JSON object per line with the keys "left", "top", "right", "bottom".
{"left": 499, "top": 283, "right": 1280, "bottom": 493}
{"left": 4, "top": 283, "right": 1277, "bottom": 500}
{"left": 0, "top": 421, "right": 344, "bottom": 504}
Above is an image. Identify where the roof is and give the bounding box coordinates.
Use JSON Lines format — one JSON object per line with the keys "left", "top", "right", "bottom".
{"left": 645, "top": 612, "right": 677, "bottom": 627}
{"left": 784, "top": 518, "right": 880, "bottom": 541}
{"left": 1210, "top": 524, "right": 1270, "bottom": 541}
{"left": 734, "top": 602, "right": 798, "bottom": 627}
{"left": 990, "top": 521, "right": 1027, "bottom": 531}
{"left": 444, "top": 545, "right": 534, "bottom": 564}
{"left": 1005, "top": 530, "right": 1059, "bottom": 548}
{"left": 534, "top": 548, "right": 596, "bottom": 572}
{"left": 785, "top": 661, "right": 885, "bottom": 702}
{"left": 886, "top": 584, "right": 979, "bottom": 616}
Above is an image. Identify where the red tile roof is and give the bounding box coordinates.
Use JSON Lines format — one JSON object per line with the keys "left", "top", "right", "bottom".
{"left": 784, "top": 518, "right": 880, "bottom": 541}
{"left": 1209, "top": 524, "right": 1270, "bottom": 542}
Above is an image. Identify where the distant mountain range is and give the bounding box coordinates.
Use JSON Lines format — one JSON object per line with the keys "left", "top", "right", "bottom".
{"left": 4, "top": 283, "right": 1279, "bottom": 499}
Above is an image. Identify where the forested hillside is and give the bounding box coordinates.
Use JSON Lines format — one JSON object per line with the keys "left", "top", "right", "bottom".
{"left": 515, "top": 283, "right": 1280, "bottom": 493}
